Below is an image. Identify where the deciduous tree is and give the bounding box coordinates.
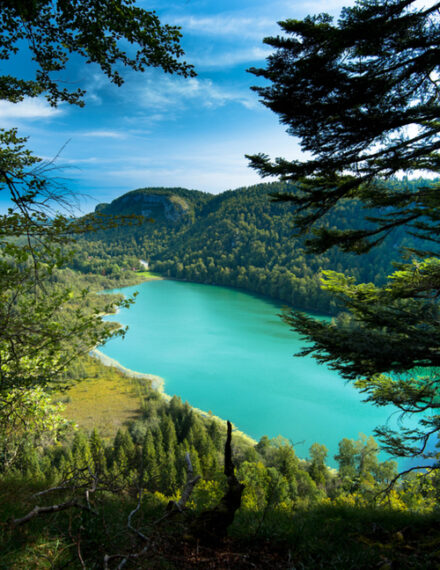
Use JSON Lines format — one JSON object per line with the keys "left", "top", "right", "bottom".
{"left": 0, "top": 0, "right": 194, "bottom": 404}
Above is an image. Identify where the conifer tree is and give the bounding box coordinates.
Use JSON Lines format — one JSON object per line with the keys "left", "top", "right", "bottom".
{"left": 89, "top": 429, "right": 107, "bottom": 476}
{"left": 160, "top": 415, "right": 178, "bottom": 452}
{"left": 248, "top": 0, "right": 440, "bottom": 467}
{"left": 142, "top": 431, "right": 159, "bottom": 488}
{"left": 248, "top": 0, "right": 440, "bottom": 254}
{"left": 161, "top": 448, "right": 178, "bottom": 495}
{"left": 72, "top": 431, "right": 92, "bottom": 469}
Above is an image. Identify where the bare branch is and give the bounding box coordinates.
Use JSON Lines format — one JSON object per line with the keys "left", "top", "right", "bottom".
{"left": 177, "top": 452, "right": 202, "bottom": 510}
{"left": 104, "top": 452, "right": 200, "bottom": 569}
{"left": 11, "top": 499, "right": 96, "bottom": 527}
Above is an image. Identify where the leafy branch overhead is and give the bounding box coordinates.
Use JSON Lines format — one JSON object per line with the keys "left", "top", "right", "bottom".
{"left": 247, "top": 0, "right": 440, "bottom": 254}
{"left": 289, "top": 259, "right": 440, "bottom": 380}
{"left": 0, "top": 0, "right": 195, "bottom": 107}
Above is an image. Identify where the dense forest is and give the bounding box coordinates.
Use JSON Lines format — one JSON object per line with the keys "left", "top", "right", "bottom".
{"left": 72, "top": 180, "right": 423, "bottom": 314}
{"left": 3, "top": 356, "right": 440, "bottom": 568}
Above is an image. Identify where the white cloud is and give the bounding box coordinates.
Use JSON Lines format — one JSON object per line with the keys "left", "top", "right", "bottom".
{"left": 140, "top": 77, "right": 258, "bottom": 111}
{"left": 170, "top": 14, "right": 278, "bottom": 39}
{"left": 297, "top": 0, "right": 351, "bottom": 12}
{"left": 104, "top": 164, "right": 265, "bottom": 194}
{"left": 191, "top": 46, "right": 272, "bottom": 69}
{"left": 80, "top": 130, "right": 126, "bottom": 139}
{"left": 98, "top": 127, "right": 301, "bottom": 194}
{"left": 0, "top": 98, "right": 63, "bottom": 121}
{"left": 53, "top": 156, "right": 101, "bottom": 165}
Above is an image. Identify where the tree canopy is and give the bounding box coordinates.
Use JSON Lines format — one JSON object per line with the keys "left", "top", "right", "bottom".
{"left": 248, "top": 0, "right": 440, "bottom": 254}
{"left": 0, "top": 1, "right": 193, "bottom": 400}
{"left": 249, "top": 0, "right": 440, "bottom": 468}
{"left": 0, "top": 0, "right": 194, "bottom": 106}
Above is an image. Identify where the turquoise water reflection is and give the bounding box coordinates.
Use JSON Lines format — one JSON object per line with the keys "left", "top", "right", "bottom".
{"left": 101, "top": 280, "right": 395, "bottom": 466}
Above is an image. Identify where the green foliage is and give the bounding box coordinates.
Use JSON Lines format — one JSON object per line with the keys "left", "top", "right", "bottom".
{"left": 0, "top": 386, "right": 74, "bottom": 474}
{"left": 0, "top": 352, "right": 436, "bottom": 567}
{"left": 1, "top": 382, "right": 437, "bottom": 567}
{"left": 75, "top": 183, "right": 421, "bottom": 315}
{"left": 247, "top": 0, "right": 440, "bottom": 465}
{"left": 1, "top": 0, "right": 194, "bottom": 107}
{"left": 308, "top": 443, "right": 329, "bottom": 488}
{"left": 247, "top": 0, "right": 440, "bottom": 254}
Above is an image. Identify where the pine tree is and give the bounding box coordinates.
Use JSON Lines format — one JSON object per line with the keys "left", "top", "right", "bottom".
{"left": 160, "top": 449, "right": 178, "bottom": 495}
{"left": 89, "top": 429, "right": 107, "bottom": 476}
{"left": 72, "top": 432, "right": 92, "bottom": 469}
{"left": 160, "top": 415, "right": 178, "bottom": 452}
{"left": 248, "top": 0, "right": 440, "bottom": 467}
{"left": 248, "top": 0, "right": 440, "bottom": 254}
{"left": 142, "top": 431, "right": 159, "bottom": 489}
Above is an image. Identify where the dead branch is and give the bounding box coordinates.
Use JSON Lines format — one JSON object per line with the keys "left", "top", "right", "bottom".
{"left": 162, "top": 452, "right": 201, "bottom": 517}
{"left": 11, "top": 467, "right": 100, "bottom": 528}
{"left": 11, "top": 499, "right": 95, "bottom": 527}
{"left": 181, "top": 451, "right": 202, "bottom": 507}
{"left": 127, "top": 487, "right": 149, "bottom": 542}
{"left": 190, "top": 420, "right": 245, "bottom": 544}
{"left": 85, "top": 467, "right": 98, "bottom": 510}
{"left": 104, "top": 451, "right": 200, "bottom": 569}
{"left": 31, "top": 466, "right": 90, "bottom": 499}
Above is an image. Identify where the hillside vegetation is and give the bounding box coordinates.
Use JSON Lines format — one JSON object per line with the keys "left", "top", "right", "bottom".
{"left": 74, "top": 181, "right": 422, "bottom": 314}
{"left": 3, "top": 355, "right": 440, "bottom": 569}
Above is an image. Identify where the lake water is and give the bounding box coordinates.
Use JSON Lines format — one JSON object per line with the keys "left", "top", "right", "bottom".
{"left": 101, "top": 279, "right": 397, "bottom": 466}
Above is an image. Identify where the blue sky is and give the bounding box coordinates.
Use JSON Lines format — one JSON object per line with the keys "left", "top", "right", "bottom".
{"left": 1, "top": 0, "right": 355, "bottom": 213}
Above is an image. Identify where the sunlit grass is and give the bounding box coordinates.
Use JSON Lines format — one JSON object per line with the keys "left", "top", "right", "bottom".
{"left": 136, "top": 270, "right": 162, "bottom": 280}
{"left": 54, "top": 358, "right": 148, "bottom": 438}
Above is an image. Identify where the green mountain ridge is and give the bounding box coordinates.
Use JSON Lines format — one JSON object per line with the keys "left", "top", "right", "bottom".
{"left": 77, "top": 181, "right": 418, "bottom": 314}
{"left": 95, "top": 186, "right": 210, "bottom": 224}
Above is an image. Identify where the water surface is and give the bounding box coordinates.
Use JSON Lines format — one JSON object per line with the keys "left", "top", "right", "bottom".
{"left": 101, "top": 280, "right": 395, "bottom": 465}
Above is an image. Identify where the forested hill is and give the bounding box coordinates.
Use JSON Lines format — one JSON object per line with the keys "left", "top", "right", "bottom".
{"left": 75, "top": 181, "right": 419, "bottom": 314}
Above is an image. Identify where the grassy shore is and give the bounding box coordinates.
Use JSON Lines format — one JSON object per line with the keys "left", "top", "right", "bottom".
{"left": 54, "top": 356, "right": 149, "bottom": 437}
{"left": 57, "top": 352, "right": 256, "bottom": 448}
{"left": 135, "top": 270, "right": 163, "bottom": 280}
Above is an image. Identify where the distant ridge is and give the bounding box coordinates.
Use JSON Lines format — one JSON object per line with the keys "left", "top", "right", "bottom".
{"left": 78, "top": 180, "right": 427, "bottom": 315}
{"left": 95, "top": 187, "right": 210, "bottom": 224}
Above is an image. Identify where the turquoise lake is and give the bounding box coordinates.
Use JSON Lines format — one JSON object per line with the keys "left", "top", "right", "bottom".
{"left": 101, "top": 279, "right": 397, "bottom": 466}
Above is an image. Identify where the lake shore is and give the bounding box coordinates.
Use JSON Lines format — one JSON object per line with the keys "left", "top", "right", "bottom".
{"left": 92, "top": 347, "right": 257, "bottom": 446}
{"left": 92, "top": 348, "right": 165, "bottom": 391}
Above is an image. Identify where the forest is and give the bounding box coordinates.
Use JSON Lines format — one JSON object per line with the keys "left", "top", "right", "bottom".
{"left": 3, "top": 354, "right": 440, "bottom": 568}
{"left": 2, "top": 0, "right": 440, "bottom": 567}
{"left": 72, "top": 179, "right": 425, "bottom": 315}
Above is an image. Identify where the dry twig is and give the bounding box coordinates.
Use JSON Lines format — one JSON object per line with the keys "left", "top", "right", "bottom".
{"left": 104, "top": 451, "right": 200, "bottom": 569}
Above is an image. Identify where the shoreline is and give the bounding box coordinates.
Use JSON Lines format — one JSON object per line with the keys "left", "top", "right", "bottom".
{"left": 92, "top": 349, "right": 166, "bottom": 392}
{"left": 92, "top": 348, "right": 257, "bottom": 446}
